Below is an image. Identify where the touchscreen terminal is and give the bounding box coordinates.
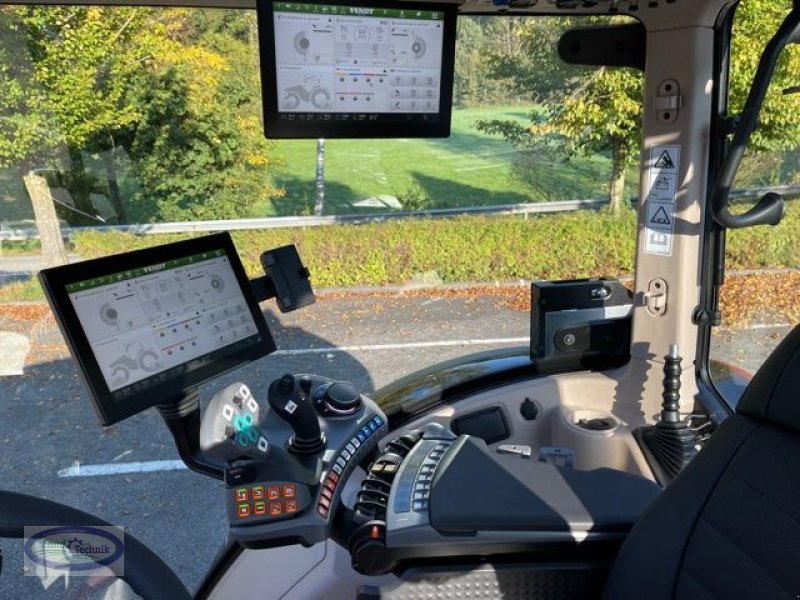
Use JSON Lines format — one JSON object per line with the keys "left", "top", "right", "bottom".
{"left": 258, "top": 0, "right": 457, "bottom": 138}
{"left": 39, "top": 233, "right": 275, "bottom": 425}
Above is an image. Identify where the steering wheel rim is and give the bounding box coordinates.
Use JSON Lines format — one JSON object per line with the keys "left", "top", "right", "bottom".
{"left": 0, "top": 490, "right": 190, "bottom": 600}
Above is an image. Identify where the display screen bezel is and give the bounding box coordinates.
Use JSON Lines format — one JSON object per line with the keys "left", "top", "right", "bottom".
{"left": 39, "top": 233, "right": 276, "bottom": 426}
{"left": 257, "top": 0, "right": 458, "bottom": 139}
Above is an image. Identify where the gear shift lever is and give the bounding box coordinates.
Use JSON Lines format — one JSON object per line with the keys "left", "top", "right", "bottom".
{"left": 268, "top": 374, "right": 325, "bottom": 455}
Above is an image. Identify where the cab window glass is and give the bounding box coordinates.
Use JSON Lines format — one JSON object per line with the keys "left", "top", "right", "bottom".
{"left": 709, "top": 2, "right": 800, "bottom": 406}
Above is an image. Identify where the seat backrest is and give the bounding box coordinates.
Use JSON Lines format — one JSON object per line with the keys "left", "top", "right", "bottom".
{"left": 604, "top": 323, "right": 800, "bottom": 599}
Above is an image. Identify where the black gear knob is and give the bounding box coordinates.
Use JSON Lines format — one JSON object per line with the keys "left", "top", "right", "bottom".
{"left": 268, "top": 374, "right": 325, "bottom": 455}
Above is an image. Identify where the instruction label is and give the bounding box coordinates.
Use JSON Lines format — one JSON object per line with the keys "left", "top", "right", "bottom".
{"left": 644, "top": 145, "right": 680, "bottom": 257}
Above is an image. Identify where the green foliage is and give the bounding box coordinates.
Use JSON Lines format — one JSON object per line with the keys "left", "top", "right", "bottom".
{"left": 479, "top": 4, "right": 800, "bottom": 209}
{"left": 3, "top": 203, "right": 798, "bottom": 302}
{"left": 0, "top": 7, "right": 281, "bottom": 225}
{"left": 454, "top": 18, "right": 531, "bottom": 108}
{"left": 62, "top": 202, "right": 800, "bottom": 287}
{"left": 397, "top": 183, "right": 429, "bottom": 211}
{"left": 730, "top": 2, "right": 800, "bottom": 153}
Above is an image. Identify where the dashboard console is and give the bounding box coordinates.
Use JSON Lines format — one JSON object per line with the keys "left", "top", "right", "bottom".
{"left": 199, "top": 374, "right": 388, "bottom": 548}
{"left": 348, "top": 425, "right": 661, "bottom": 575}
{"left": 40, "top": 234, "right": 660, "bottom": 575}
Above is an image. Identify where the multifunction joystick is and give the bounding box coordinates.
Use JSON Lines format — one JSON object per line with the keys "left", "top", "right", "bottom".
{"left": 268, "top": 374, "right": 325, "bottom": 455}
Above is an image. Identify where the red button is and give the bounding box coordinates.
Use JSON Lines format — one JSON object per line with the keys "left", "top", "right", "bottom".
{"left": 235, "top": 488, "right": 248, "bottom": 502}
{"left": 254, "top": 501, "right": 266, "bottom": 515}
{"left": 282, "top": 484, "right": 296, "bottom": 498}
{"left": 324, "top": 479, "right": 336, "bottom": 493}
{"left": 251, "top": 485, "right": 265, "bottom": 500}
{"left": 285, "top": 499, "right": 298, "bottom": 513}
{"left": 320, "top": 488, "right": 333, "bottom": 501}
{"left": 318, "top": 496, "right": 331, "bottom": 510}
{"left": 267, "top": 486, "right": 280, "bottom": 500}
{"left": 237, "top": 503, "right": 251, "bottom": 518}
{"left": 269, "top": 502, "right": 283, "bottom": 516}
{"left": 328, "top": 472, "right": 339, "bottom": 484}
{"left": 317, "top": 505, "right": 329, "bottom": 518}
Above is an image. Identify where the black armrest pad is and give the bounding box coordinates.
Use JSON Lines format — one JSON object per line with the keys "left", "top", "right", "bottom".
{"left": 430, "top": 437, "right": 660, "bottom": 534}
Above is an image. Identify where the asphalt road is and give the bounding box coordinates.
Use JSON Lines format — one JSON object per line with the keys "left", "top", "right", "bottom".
{"left": 0, "top": 292, "right": 790, "bottom": 599}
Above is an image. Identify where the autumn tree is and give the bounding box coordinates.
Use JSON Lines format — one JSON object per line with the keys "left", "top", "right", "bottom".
{"left": 0, "top": 6, "right": 282, "bottom": 263}
{"left": 478, "top": 2, "right": 800, "bottom": 213}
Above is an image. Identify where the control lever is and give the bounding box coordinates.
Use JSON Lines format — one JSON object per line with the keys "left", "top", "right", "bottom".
{"left": 268, "top": 374, "right": 325, "bottom": 455}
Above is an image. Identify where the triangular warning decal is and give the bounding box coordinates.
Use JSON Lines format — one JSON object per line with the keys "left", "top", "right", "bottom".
{"left": 654, "top": 150, "right": 675, "bottom": 169}
{"left": 650, "top": 206, "right": 671, "bottom": 225}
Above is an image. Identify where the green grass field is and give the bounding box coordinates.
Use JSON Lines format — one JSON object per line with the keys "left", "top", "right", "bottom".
{"left": 0, "top": 106, "right": 638, "bottom": 223}
{"left": 261, "top": 106, "right": 621, "bottom": 216}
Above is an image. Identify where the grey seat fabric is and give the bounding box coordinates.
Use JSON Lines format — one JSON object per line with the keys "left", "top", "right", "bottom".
{"left": 604, "top": 323, "right": 800, "bottom": 599}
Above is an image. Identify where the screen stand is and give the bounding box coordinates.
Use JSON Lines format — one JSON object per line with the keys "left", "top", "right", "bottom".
{"left": 158, "top": 389, "right": 225, "bottom": 481}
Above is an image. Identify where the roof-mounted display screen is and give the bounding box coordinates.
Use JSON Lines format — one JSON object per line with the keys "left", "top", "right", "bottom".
{"left": 257, "top": 0, "right": 457, "bottom": 138}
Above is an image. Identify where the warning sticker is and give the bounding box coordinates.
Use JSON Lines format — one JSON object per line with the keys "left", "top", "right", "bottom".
{"left": 644, "top": 144, "right": 680, "bottom": 257}
{"left": 648, "top": 203, "right": 672, "bottom": 229}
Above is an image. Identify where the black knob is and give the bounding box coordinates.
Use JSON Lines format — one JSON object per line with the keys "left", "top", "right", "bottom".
{"left": 323, "top": 382, "right": 361, "bottom": 415}
{"left": 279, "top": 373, "right": 295, "bottom": 392}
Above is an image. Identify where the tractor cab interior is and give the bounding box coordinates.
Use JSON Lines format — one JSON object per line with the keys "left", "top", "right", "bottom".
{"left": 0, "top": 0, "right": 799, "bottom": 599}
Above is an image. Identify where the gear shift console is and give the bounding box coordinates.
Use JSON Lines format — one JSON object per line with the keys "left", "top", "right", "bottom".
{"left": 268, "top": 374, "right": 325, "bottom": 455}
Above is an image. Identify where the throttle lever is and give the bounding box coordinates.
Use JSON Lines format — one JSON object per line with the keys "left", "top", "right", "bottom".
{"left": 268, "top": 374, "right": 325, "bottom": 455}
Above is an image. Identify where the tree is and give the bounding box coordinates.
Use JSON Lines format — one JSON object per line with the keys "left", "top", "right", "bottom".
{"left": 0, "top": 5, "right": 283, "bottom": 250}
{"left": 117, "top": 9, "right": 282, "bottom": 222}
{"left": 477, "top": 3, "right": 800, "bottom": 213}
{"left": 0, "top": 6, "right": 158, "bottom": 262}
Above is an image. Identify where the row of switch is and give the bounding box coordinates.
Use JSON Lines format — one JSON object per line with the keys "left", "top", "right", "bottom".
{"left": 412, "top": 442, "right": 451, "bottom": 512}
{"left": 317, "top": 414, "right": 384, "bottom": 519}
{"left": 234, "top": 482, "right": 296, "bottom": 503}
{"left": 237, "top": 498, "right": 298, "bottom": 519}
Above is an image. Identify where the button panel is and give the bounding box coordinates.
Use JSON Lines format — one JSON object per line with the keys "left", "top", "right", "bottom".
{"left": 316, "top": 414, "right": 386, "bottom": 519}
{"left": 230, "top": 481, "right": 306, "bottom": 524}
{"left": 395, "top": 440, "right": 453, "bottom": 514}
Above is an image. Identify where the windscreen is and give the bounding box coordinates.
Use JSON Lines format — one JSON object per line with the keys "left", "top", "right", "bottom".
{"left": 259, "top": 0, "right": 456, "bottom": 138}
{"left": 67, "top": 250, "right": 261, "bottom": 398}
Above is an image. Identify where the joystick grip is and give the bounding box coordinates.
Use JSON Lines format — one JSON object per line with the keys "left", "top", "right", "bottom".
{"left": 268, "top": 374, "right": 325, "bottom": 455}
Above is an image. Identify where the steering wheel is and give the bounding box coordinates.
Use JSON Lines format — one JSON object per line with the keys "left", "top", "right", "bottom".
{"left": 0, "top": 490, "right": 190, "bottom": 600}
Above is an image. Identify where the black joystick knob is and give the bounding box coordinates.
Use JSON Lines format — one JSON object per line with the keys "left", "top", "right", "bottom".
{"left": 318, "top": 382, "right": 362, "bottom": 416}
{"left": 268, "top": 374, "right": 325, "bottom": 455}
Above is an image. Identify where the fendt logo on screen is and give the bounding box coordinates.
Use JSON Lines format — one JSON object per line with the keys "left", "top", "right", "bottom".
{"left": 349, "top": 7, "right": 374, "bottom": 15}
{"left": 142, "top": 263, "right": 166, "bottom": 273}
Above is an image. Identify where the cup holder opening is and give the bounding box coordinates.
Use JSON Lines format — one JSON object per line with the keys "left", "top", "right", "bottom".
{"left": 564, "top": 409, "right": 621, "bottom": 435}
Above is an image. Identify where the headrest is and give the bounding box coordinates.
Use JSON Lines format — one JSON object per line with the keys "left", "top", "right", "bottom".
{"left": 737, "top": 322, "right": 800, "bottom": 431}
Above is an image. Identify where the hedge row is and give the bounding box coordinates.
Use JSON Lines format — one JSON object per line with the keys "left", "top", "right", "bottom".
{"left": 1, "top": 204, "right": 797, "bottom": 302}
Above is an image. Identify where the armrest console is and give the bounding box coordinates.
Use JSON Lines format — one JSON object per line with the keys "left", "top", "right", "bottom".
{"left": 350, "top": 426, "right": 659, "bottom": 575}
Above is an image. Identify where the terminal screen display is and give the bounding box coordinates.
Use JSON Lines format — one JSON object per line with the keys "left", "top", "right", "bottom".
{"left": 39, "top": 234, "right": 275, "bottom": 425}
{"left": 259, "top": 0, "right": 457, "bottom": 138}
{"left": 67, "top": 250, "right": 260, "bottom": 395}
